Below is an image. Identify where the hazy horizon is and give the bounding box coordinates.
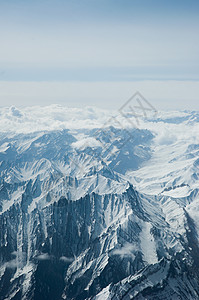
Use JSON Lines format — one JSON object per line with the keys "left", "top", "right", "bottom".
{"left": 0, "top": 0, "right": 199, "bottom": 110}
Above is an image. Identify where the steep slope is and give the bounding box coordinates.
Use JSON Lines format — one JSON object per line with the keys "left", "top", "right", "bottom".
{"left": 0, "top": 108, "right": 199, "bottom": 300}
{"left": 1, "top": 182, "right": 199, "bottom": 300}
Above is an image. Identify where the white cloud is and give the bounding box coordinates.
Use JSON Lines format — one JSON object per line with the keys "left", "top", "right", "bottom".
{"left": 36, "top": 253, "right": 51, "bottom": 261}
{"left": 154, "top": 129, "right": 177, "bottom": 146}
{"left": 0, "top": 103, "right": 198, "bottom": 143}
{"left": 72, "top": 137, "right": 101, "bottom": 150}
{"left": 6, "top": 259, "right": 20, "bottom": 269}
{"left": 0, "top": 105, "right": 111, "bottom": 133}
{"left": 60, "top": 256, "right": 74, "bottom": 263}
{"left": 112, "top": 242, "right": 137, "bottom": 259}
{"left": 6, "top": 251, "right": 26, "bottom": 269}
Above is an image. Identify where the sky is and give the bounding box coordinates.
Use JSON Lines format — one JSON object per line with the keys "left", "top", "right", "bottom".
{"left": 0, "top": 0, "right": 199, "bottom": 110}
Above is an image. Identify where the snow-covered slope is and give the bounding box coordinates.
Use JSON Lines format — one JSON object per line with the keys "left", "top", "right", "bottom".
{"left": 0, "top": 106, "right": 199, "bottom": 300}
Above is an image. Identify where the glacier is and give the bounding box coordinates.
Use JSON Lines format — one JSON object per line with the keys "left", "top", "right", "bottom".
{"left": 0, "top": 106, "right": 199, "bottom": 299}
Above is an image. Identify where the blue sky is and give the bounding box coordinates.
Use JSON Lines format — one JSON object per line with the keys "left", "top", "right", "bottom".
{"left": 0, "top": 0, "right": 199, "bottom": 108}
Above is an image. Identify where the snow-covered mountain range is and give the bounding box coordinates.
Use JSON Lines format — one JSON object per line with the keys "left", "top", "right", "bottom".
{"left": 0, "top": 105, "right": 199, "bottom": 299}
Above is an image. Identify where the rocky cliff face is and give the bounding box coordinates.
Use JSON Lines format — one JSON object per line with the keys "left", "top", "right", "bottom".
{"left": 0, "top": 118, "right": 199, "bottom": 299}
